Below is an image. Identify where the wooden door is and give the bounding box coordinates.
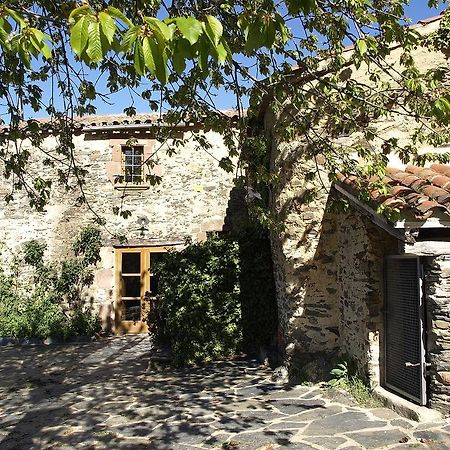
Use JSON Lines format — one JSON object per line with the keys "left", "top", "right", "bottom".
{"left": 115, "top": 247, "right": 168, "bottom": 334}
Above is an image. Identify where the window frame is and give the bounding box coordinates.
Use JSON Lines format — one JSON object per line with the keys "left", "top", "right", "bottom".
{"left": 121, "top": 145, "right": 145, "bottom": 184}
{"left": 106, "top": 139, "right": 159, "bottom": 191}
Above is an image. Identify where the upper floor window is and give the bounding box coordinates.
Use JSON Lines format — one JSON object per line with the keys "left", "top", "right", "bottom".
{"left": 122, "top": 145, "right": 144, "bottom": 183}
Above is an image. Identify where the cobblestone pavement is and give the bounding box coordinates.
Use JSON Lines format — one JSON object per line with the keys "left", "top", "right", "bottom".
{"left": 0, "top": 336, "right": 449, "bottom": 450}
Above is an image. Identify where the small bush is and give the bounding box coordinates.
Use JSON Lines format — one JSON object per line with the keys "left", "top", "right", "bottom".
{"left": 0, "top": 290, "right": 67, "bottom": 340}
{"left": 153, "top": 235, "right": 242, "bottom": 365}
{"left": 0, "top": 226, "right": 102, "bottom": 340}
{"left": 67, "top": 305, "right": 102, "bottom": 337}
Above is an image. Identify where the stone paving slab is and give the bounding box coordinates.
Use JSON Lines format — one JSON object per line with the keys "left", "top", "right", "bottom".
{"left": 0, "top": 335, "right": 449, "bottom": 450}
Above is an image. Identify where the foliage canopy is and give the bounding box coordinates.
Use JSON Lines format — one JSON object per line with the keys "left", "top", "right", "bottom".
{"left": 0, "top": 1, "right": 450, "bottom": 215}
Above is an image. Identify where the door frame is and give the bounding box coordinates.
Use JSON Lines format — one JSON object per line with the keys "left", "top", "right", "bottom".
{"left": 114, "top": 246, "right": 169, "bottom": 334}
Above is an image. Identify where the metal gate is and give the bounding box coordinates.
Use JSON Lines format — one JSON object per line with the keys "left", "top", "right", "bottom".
{"left": 384, "top": 256, "right": 427, "bottom": 405}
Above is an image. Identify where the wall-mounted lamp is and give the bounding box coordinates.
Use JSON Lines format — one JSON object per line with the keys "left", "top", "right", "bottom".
{"left": 136, "top": 215, "right": 150, "bottom": 238}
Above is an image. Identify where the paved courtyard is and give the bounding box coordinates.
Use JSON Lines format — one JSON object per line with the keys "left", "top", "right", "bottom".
{"left": 0, "top": 336, "right": 449, "bottom": 450}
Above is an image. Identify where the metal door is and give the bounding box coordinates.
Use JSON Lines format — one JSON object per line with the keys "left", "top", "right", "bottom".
{"left": 384, "top": 256, "right": 427, "bottom": 405}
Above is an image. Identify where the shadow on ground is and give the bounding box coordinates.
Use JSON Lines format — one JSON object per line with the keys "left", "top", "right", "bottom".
{"left": 1, "top": 336, "right": 449, "bottom": 450}
{"left": 0, "top": 336, "right": 311, "bottom": 449}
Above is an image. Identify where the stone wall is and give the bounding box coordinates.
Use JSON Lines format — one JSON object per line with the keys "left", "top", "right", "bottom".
{"left": 268, "top": 136, "right": 400, "bottom": 381}
{"left": 337, "top": 211, "right": 399, "bottom": 385}
{"left": 0, "top": 128, "right": 236, "bottom": 328}
{"left": 424, "top": 257, "right": 450, "bottom": 414}
{"left": 269, "top": 139, "right": 341, "bottom": 373}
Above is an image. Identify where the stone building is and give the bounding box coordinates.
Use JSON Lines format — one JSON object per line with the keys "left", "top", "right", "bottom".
{"left": 0, "top": 113, "right": 237, "bottom": 334}
{"left": 262, "top": 15, "right": 450, "bottom": 415}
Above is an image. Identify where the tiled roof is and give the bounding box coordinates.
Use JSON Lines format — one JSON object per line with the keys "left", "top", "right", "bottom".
{"left": 74, "top": 110, "right": 240, "bottom": 127}
{"left": 0, "top": 110, "right": 241, "bottom": 133}
{"left": 74, "top": 113, "right": 163, "bottom": 127}
{"left": 337, "top": 164, "right": 450, "bottom": 220}
{"left": 29, "top": 110, "right": 240, "bottom": 128}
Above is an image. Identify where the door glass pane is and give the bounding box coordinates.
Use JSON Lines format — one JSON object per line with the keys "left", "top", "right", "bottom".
{"left": 123, "top": 275, "right": 141, "bottom": 297}
{"left": 122, "top": 253, "right": 140, "bottom": 274}
{"left": 123, "top": 300, "right": 141, "bottom": 321}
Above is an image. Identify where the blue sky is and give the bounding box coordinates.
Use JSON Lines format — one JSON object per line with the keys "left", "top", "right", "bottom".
{"left": 406, "top": 0, "right": 443, "bottom": 22}
{"left": 94, "top": 0, "right": 446, "bottom": 114}
{"left": 4, "top": 1, "right": 446, "bottom": 120}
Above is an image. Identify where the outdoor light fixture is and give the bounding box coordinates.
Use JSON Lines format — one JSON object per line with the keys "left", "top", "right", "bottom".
{"left": 136, "top": 216, "right": 150, "bottom": 237}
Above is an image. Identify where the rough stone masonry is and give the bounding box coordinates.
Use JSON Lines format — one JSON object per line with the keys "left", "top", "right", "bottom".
{"left": 0, "top": 124, "right": 236, "bottom": 330}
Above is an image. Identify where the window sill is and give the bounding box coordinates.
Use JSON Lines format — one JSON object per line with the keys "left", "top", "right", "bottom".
{"left": 114, "top": 184, "right": 150, "bottom": 191}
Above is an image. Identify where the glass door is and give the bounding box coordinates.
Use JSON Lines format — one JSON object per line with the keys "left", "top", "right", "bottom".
{"left": 115, "top": 247, "right": 168, "bottom": 334}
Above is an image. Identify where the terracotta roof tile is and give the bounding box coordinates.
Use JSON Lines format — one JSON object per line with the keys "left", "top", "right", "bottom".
{"left": 422, "top": 185, "right": 450, "bottom": 201}
{"left": 336, "top": 163, "right": 450, "bottom": 220}
{"left": 427, "top": 174, "right": 450, "bottom": 189}
{"left": 430, "top": 163, "right": 450, "bottom": 177}
{"left": 390, "top": 185, "right": 413, "bottom": 196}
{"left": 0, "top": 110, "right": 241, "bottom": 131}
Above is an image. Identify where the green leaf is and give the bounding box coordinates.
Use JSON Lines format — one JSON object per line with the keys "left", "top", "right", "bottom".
{"left": 219, "top": 157, "right": 234, "bottom": 172}
{"left": 274, "top": 13, "right": 289, "bottom": 44}
{"left": 172, "top": 52, "right": 186, "bottom": 74}
{"left": 142, "top": 37, "right": 156, "bottom": 74}
{"left": 17, "top": 44, "right": 31, "bottom": 69}
{"left": 149, "top": 38, "right": 168, "bottom": 84}
{"left": 86, "top": 21, "right": 103, "bottom": 63}
{"left": 70, "top": 16, "right": 89, "bottom": 57}
{"left": 172, "top": 40, "right": 186, "bottom": 74}
{"left": 68, "top": 5, "right": 90, "bottom": 22}
{"left": 4, "top": 7, "right": 26, "bottom": 28}
{"left": 29, "top": 28, "right": 52, "bottom": 59}
{"left": 28, "top": 39, "right": 39, "bottom": 59}
{"left": 111, "top": 36, "right": 121, "bottom": 52}
{"left": 144, "top": 17, "right": 172, "bottom": 41}
{"left": 134, "top": 39, "right": 145, "bottom": 75}
{"left": 245, "top": 19, "right": 265, "bottom": 53}
{"left": 356, "top": 38, "right": 368, "bottom": 56}
{"left": 0, "top": 27, "right": 9, "bottom": 47}
{"left": 29, "top": 28, "right": 51, "bottom": 44}
{"left": 214, "top": 40, "right": 228, "bottom": 64}
{"left": 176, "top": 37, "right": 195, "bottom": 59}
{"left": 434, "top": 97, "right": 450, "bottom": 120}
{"left": 205, "top": 15, "right": 223, "bottom": 46}
{"left": 121, "top": 26, "right": 139, "bottom": 53}
{"left": 265, "top": 20, "right": 276, "bottom": 48}
{"left": 98, "top": 11, "right": 116, "bottom": 44}
{"left": 197, "top": 36, "right": 209, "bottom": 73}
{"left": 0, "top": 17, "right": 12, "bottom": 45}
{"left": 286, "top": 0, "right": 316, "bottom": 15}
{"left": 176, "top": 17, "right": 203, "bottom": 45}
{"left": 106, "top": 6, "right": 133, "bottom": 27}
